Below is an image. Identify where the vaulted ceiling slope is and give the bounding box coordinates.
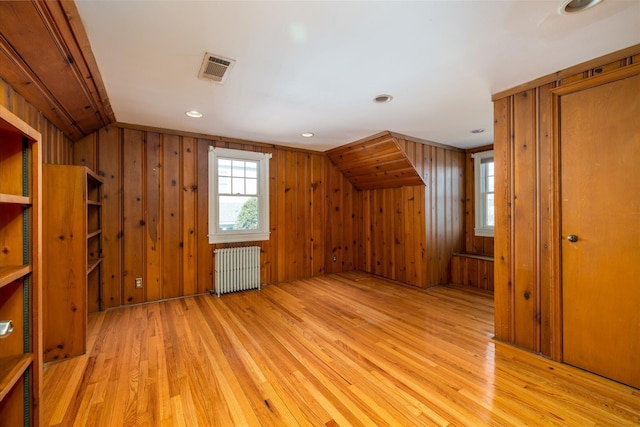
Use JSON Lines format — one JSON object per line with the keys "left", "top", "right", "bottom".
{"left": 0, "top": 1, "right": 114, "bottom": 141}
{"left": 326, "top": 131, "right": 459, "bottom": 190}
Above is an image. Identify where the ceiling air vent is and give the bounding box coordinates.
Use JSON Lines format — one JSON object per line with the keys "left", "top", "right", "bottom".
{"left": 198, "top": 52, "right": 235, "bottom": 84}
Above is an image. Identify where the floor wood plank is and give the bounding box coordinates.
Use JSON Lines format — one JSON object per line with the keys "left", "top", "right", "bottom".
{"left": 42, "top": 272, "right": 640, "bottom": 426}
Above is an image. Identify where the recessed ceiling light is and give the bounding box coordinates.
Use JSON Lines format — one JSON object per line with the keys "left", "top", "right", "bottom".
{"left": 559, "top": 0, "right": 603, "bottom": 14}
{"left": 185, "top": 110, "right": 203, "bottom": 118}
{"left": 470, "top": 128, "right": 485, "bottom": 134}
{"left": 373, "top": 94, "right": 393, "bottom": 103}
{"left": 301, "top": 132, "right": 314, "bottom": 138}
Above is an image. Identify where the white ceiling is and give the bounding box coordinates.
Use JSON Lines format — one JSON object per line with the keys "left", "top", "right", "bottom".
{"left": 75, "top": 0, "right": 640, "bottom": 152}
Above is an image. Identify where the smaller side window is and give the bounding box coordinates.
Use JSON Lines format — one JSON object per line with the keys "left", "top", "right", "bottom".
{"left": 474, "top": 150, "right": 494, "bottom": 237}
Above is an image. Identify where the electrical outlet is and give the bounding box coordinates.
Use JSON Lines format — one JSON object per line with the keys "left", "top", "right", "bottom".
{"left": 332, "top": 255, "right": 337, "bottom": 262}
{"left": 135, "top": 278, "right": 143, "bottom": 289}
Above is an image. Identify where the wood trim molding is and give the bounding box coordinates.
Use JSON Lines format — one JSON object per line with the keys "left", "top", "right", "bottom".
{"left": 113, "top": 122, "right": 321, "bottom": 154}
{"left": 57, "top": 1, "right": 114, "bottom": 121}
{"left": 466, "top": 144, "right": 493, "bottom": 154}
{"left": 0, "top": 32, "right": 82, "bottom": 138}
{"left": 34, "top": 1, "right": 113, "bottom": 126}
{"left": 388, "top": 131, "right": 464, "bottom": 152}
{"left": 551, "top": 62, "right": 640, "bottom": 96}
{"left": 550, "top": 89, "right": 563, "bottom": 362}
{"left": 0, "top": 1, "right": 115, "bottom": 141}
{"left": 493, "top": 44, "right": 640, "bottom": 101}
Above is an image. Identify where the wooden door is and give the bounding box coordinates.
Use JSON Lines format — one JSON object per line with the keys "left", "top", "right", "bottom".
{"left": 560, "top": 71, "right": 640, "bottom": 388}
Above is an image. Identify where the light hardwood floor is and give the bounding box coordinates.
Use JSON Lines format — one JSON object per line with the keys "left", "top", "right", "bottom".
{"left": 42, "top": 272, "right": 640, "bottom": 426}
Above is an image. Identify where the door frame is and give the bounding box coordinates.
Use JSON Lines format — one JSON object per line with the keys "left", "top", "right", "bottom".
{"left": 549, "top": 63, "right": 640, "bottom": 362}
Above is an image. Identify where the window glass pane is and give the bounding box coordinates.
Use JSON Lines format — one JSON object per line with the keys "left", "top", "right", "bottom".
{"left": 481, "top": 161, "right": 494, "bottom": 191}
{"left": 486, "top": 193, "right": 495, "bottom": 227}
{"left": 246, "top": 178, "right": 257, "bottom": 195}
{"left": 473, "top": 151, "right": 494, "bottom": 237}
{"left": 246, "top": 162, "right": 258, "bottom": 178}
{"left": 232, "top": 177, "right": 245, "bottom": 194}
{"left": 234, "top": 197, "right": 259, "bottom": 230}
{"left": 232, "top": 160, "right": 245, "bottom": 177}
{"left": 218, "top": 196, "right": 245, "bottom": 230}
{"left": 219, "top": 196, "right": 258, "bottom": 231}
{"left": 218, "top": 159, "right": 232, "bottom": 177}
{"left": 218, "top": 177, "right": 231, "bottom": 194}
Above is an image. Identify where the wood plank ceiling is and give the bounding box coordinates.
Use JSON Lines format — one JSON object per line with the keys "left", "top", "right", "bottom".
{"left": 0, "top": 0, "right": 114, "bottom": 141}
{"left": 325, "top": 131, "right": 426, "bottom": 190}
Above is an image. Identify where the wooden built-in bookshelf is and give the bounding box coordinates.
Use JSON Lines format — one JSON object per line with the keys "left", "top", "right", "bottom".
{"left": 0, "top": 104, "right": 42, "bottom": 426}
{"left": 43, "top": 165, "right": 103, "bottom": 362}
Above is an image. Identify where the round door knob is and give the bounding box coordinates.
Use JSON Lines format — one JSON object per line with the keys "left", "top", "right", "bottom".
{"left": 567, "top": 234, "right": 579, "bottom": 243}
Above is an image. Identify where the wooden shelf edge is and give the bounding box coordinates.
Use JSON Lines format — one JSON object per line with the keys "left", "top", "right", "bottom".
{"left": 87, "top": 258, "right": 103, "bottom": 275}
{"left": 0, "top": 354, "right": 33, "bottom": 402}
{"left": 452, "top": 252, "right": 495, "bottom": 262}
{"left": 0, "top": 193, "right": 31, "bottom": 205}
{"left": 85, "top": 168, "right": 104, "bottom": 184}
{"left": 0, "top": 265, "right": 31, "bottom": 289}
{"left": 87, "top": 200, "right": 102, "bottom": 206}
{"left": 0, "top": 105, "right": 41, "bottom": 141}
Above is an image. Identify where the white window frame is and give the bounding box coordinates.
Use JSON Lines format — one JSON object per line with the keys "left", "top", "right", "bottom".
{"left": 474, "top": 150, "right": 494, "bottom": 237}
{"left": 208, "top": 147, "right": 272, "bottom": 244}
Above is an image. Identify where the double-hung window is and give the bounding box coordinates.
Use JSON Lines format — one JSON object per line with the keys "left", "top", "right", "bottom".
{"left": 208, "top": 147, "right": 271, "bottom": 244}
{"left": 474, "top": 150, "right": 494, "bottom": 237}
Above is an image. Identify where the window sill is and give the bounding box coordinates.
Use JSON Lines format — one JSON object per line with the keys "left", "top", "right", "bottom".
{"left": 474, "top": 228, "right": 494, "bottom": 238}
{"left": 209, "top": 232, "right": 270, "bottom": 244}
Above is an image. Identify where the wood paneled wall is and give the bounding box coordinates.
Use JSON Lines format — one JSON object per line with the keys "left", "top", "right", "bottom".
{"left": 0, "top": 77, "right": 73, "bottom": 165}
{"left": 464, "top": 145, "right": 494, "bottom": 256}
{"left": 492, "top": 45, "right": 640, "bottom": 359}
{"left": 74, "top": 125, "right": 356, "bottom": 308}
{"left": 354, "top": 137, "right": 465, "bottom": 287}
{"left": 451, "top": 254, "right": 494, "bottom": 291}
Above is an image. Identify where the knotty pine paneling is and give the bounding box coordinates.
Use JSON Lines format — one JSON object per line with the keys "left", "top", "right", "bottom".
{"left": 493, "top": 97, "right": 513, "bottom": 344}
{"left": 538, "top": 84, "right": 554, "bottom": 357}
{"left": 325, "top": 132, "right": 423, "bottom": 190}
{"left": 122, "top": 129, "right": 145, "bottom": 304}
{"left": 96, "top": 127, "right": 122, "bottom": 309}
{"left": 145, "top": 132, "right": 162, "bottom": 302}
{"left": 451, "top": 254, "right": 494, "bottom": 291}
{"left": 74, "top": 125, "right": 356, "bottom": 306}
{"left": 492, "top": 46, "right": 639, "bottom": 359}
{"left": 464, "top": 145, "right": 494, "bottom": 257}
{"left": 162, "top": 134, "right": 182, "bottom": 299}
{"left": 0, "top": 77, "right": 72, "bottom": 165}
{"left": 182, "top": 137, "right": 198, "bottom": 297}
{"left": 513, "top": 89, "right": 538, "bottom": 352}
{"left": 495, "top": 82, "right": 556, "bottom": 355}
{"left": 75, "top": 125, "right": 463, "bottom": 303}
{"left": 356, "top": 138, "right": 465, "bottom": 288}
{"left": 325, "top": 155, "right": 355, "bottom": 274}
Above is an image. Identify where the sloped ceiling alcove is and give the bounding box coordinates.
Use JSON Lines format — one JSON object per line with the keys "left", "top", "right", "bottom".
{"left": 325, "top": 131, "right": 431, "bottom": 190}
